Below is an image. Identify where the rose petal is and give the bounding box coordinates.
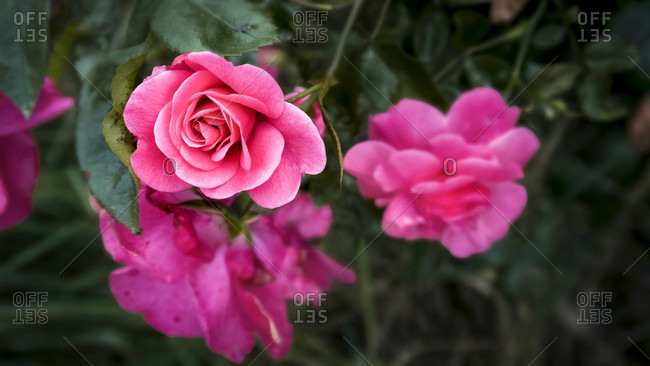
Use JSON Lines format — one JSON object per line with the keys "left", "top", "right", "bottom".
{"left": 369, "top": 98, "right": 447, "bottom": 149}
{"left": 488, "top": 127, "right": 539, "bottom": 166}
{"left": 343, "top": 140, "right": 395, "bottom": 198}
{"left": 110, "top": 267, "right": 203, "bottom": 337}
{"left": 124, "top": 69, "right": 192, "bottom": 139}
{"left": 201, "top": 122, "right": 284, "bottom": 199}
{"left": 0, "top": 132, "right": 39, "bottom": 229}
{"left": 0, "top": 78, "right": 73, "bottom": 135}
{"left": 446, "top": 87, "right": 519, "bottom": 144}
{"left": 178, "top": 52, "right": 285, "bottom": 119}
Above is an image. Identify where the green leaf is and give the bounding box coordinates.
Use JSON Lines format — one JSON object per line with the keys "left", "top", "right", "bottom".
{"left": 374, "top": 43, "right": 447, "bottom": 109}
{"left": 151, "top": 0, "right": 278, "bottom": 56}
{"left": 75, "top": 43, "right": 151, "bottom": 234}
{"left": 533, "top": 24, "right": 565, "bottom": 49}
{"left": 0, "top": 0, "right": 49, "bottom": 118}
{"left": 579, "top": 72, "right": 629, "bottom": 122}
{"left": 463, "top": 55, "right": 511, "bottom": 90}
{"left": 102, "top": 56, "right": 146, "bottom": 188}
{"left": 585, "top": 36, "right": 639, "bottom": 73}
{"left": 531, "top": 63, "right": 581, "bottom": 99}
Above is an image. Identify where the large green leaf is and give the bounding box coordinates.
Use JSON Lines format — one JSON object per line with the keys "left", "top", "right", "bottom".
{"left": 102, "top": 56, "right": 146, "bottom": 188}
{"left": 0, "top": 0, "right": 49, "bottom": 118}
{"left": 75, "top": 44, "right": 150, "bottom": 234}
{"left": 151, "top": 0, "right": 278, "bottom": 56}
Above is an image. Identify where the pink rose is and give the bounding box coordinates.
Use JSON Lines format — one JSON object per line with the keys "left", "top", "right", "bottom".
{"left": 124, "top": 52, "right": 326, "bottom": 209}
{"left": 286, "top": 86, "right": 325, "bottom": 137}
{"left": 0, "top": 78, "right": 73, "bottom": 229}
{"left": 99, "top": 187, "right": 353, "bottom": 362}
{"left": 343, "top": 88, "right": 539, "bottom": 257}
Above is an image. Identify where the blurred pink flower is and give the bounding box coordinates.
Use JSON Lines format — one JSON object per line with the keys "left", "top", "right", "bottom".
{"left": 286, "top": 87, "right": 325, "bottom": 137}
{"left": 343, "top": 88, "right": 539, "bottom": 257}
{"left": 124, "top": 52, "right": 326, "bottom": 209}
{"left": 0, "top": 78, "right": 73, "bottom": 229}
{"left": 258, "top": 46, "right": 280, "bottom": 79}
{"left": 100, "top": 187, "right": 353, "bottom": 362}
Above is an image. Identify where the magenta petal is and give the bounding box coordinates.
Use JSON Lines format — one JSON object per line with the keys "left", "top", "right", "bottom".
{"left": 456, "top": 157, "right": 523, "bottom": 181}
{"left": 373, "top": 149, "right": 441, "bottom": 192}
{"left": 369, "top": 98, "right": 446, "bottom": 149}
{"left": 488, "top": 127, "right": 540, "bottom": 166}
{"left": 189, "top": 247, "right": 255, "bottom": 363}
{"left": 383, "top": 192, "right": 444, "bottom": 240}
{"left": 110, "top": 267, "right": 203, "bottom": 337}
{"left": 201, "top": 122, "right": 284, "bottom": 199}
{"left": 343, "top": 140, "right": 395, "bottom": 198}
{"left": 124, "top": 69, "right": 192, "bottom": 139}
{"left": 0, "top": 132, "right": 39, "bottom": 229}
{"left": 272, "top": 193, "right": 332, "bottom": 239}
{"left": 446, "top": 87, "right": 519, "bottom": 143}
{"left": 180, "top": 52, "right": 285, "bottom": 119}
{"left": 0, "top": 78, "right": 73, "bottom": 136}
{"left": 238, "top": 282, "right": 293, "bottom": 359}
{"left": 441, "top": 182, "right": 526, "bottom": 257}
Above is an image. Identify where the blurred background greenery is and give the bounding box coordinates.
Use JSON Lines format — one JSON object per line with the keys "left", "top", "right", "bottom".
{"left": 2, "top": 0, "right": 650, "bottom": 365}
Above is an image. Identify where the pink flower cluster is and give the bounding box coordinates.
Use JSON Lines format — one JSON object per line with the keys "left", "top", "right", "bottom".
{"left": 0, "top": 78, "right": 73, "bottom": 229}
{"left": 344, "top": 88, "right": 539, "bottom": 257}
{"left": 99, "top": 188, "right": 355, "bottom": 362}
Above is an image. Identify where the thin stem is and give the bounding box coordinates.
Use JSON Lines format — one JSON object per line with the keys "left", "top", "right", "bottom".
{"left": 505, "top": 0, "right": 548, "bottom": 98}
{"left": 368, "top": 0, "right": 391, "bottom": 43}
{"left": 285, "top": 83, "right": 323, "bottom": 103}
{"left": 326, "top": 0, "right": 365, "bottom": 77}
{"left": 434, "top": 21, "right": 528, "bottom": 82}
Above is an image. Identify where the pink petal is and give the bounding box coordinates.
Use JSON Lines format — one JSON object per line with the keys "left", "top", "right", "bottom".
{"left": 178, "top": 52, "right": 285, "bottom": 119}
{"left": 189, "top": 247, "right": 255, "bottom": 363}
{"left": 382, "top": 192, "right": 444, "bottom": 240}
{"left": 100, "top": 190, "right": 200, "bottom": 283}
{"left": 201, "top": 122, "right": 284, "bottom": 199}
{"left": 124, "top": 69, "right": 192, "bottom": 139}
{"left": 0, "top": 78, "right": 73, "bottom": 135}
{"left": 247, "top": 154, "right": 301, "bottom": 208}
{"left": 110, "top": 267, "right": 203, "bottom": 337}
{"left": 488, "top": 127, "right": 540, "bottom": 166}
{"left": 369, "top": 98, "right": 446, "bottom": 149}
{"left": 237, "top": 282, "right": 293, "bottom": 359}
{"left": 272, "top": 193, "right": 332, "bottom": 239}
{"left": 373, "top": 149, "right": 441, "bottom": 192}
{"left": 440, "top": 182, "right": 526, "bottom": 257}
{"left": 267, "top": 102, "right": 326, "bottom": 175}
{"left": 446, "top": 87, "right": 520, "bottom": 144}
{"left": 304, "top": 250, "right": 357, "bottom": 287}
{"left": 153, "top": 103, "right": 240, "bottom": 188}
{"left": 343, "top": 140, "right": 395, "bottom": 198}
{"left": 130, "top": 137, "right": 192, "bottom": 192}
{"left": 456, "top": 157, "right": 523, "bottom": 181}
{"left": 0, "top": 132, "right": 39, "bottom": 229}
